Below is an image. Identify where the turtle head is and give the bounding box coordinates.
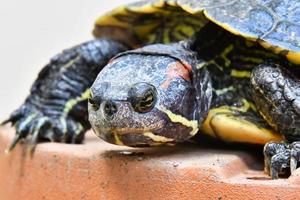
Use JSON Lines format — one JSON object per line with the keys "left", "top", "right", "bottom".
{"left": 88, "top": 43, "right": 212, "bottom": 147}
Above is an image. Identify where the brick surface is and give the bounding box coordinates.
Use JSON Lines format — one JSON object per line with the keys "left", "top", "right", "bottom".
{"left": 0, "top": 125, "right": 300, "bottom": 200}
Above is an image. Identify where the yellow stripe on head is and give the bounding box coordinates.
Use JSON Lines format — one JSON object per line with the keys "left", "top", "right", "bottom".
{"left": 143, "top": 132, "right": 174, "bottom": 143}
{"left": 114, "top": 132, "right": 124, "bottom": 145}
{"left": 157, "top": 106, "right": 199, "bottom": 136}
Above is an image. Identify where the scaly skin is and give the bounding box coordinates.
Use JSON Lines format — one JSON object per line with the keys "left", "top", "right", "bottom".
{"left": 2, "top": 39, "right": 129, "bottom": 152}
{"left": 251, "top": 62, "right": 300, "bottom": 179}
{"left": 251, "top": 62, "right": 300, "bottom": 138}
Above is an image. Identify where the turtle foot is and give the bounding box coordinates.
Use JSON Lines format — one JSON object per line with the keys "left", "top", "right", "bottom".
{"left": 2, "top": 103, "right": 86, "bottom": 154}
{"left": 264, "top": 141, "right": 300, "bottom": 179}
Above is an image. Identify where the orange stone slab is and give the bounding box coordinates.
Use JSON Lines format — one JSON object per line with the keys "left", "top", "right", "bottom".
{"left": 0, "top": 125, "right": 300, "bottom": 200}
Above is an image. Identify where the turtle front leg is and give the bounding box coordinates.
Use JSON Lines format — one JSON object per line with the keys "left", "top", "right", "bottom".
{"left": 251, "top": 61, "right": 300, "bottom": 179}
{"left": 2, "top": 39, "right": 128, "bottom": 152}
{"left": 263, "top": 141, "right": 290, "bottom": 179}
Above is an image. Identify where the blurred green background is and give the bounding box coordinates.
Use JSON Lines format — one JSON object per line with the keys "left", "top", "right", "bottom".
{"left": 0, "top": 0, "right": 135, "bottom": 121}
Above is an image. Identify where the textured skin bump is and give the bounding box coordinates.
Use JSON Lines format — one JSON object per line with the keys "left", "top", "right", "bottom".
{"left": 251, "top": 62, "right": 300, "bottom": 140}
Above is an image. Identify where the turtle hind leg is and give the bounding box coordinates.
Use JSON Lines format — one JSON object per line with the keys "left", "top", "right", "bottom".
{"left": 251, "top": 61, "right": 300, "bottom": 178}
{"left": 2, "top": 39, "right": 128, "bottom": 153}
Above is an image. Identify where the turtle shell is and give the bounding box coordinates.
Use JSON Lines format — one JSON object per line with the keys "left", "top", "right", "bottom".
{"left": 93, "top": 0, "right": 300, "bottom": 64}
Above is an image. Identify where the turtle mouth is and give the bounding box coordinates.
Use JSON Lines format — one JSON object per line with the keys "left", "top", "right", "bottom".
{"left": 93, "top": 126, "right": 174, "bottom": 147}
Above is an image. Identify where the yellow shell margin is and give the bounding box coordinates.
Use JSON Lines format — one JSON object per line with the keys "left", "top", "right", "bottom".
{"left": 94, "top": 0, "right": 300, "bottom": 64}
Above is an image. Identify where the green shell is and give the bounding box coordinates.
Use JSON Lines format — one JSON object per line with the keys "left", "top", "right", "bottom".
{"left": 94, "top": 0, "right": 300, "bottom": 64}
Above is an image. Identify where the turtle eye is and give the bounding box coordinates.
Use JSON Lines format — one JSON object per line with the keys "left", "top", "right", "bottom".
{"left": 128, "top": 83, "right": 157, "bottom": 113}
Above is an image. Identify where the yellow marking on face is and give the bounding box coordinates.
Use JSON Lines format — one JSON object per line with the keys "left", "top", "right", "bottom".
{"left": 143, "top": 132, "right": 174, "bottom": 143}
{"left": 63, "top": 88, "right": 90, "bottom": 117}
{"left": 148, "top": 142, "right": 176, "bottom": 147}
{"left": 114, "top": 133, "right": 124, "bottom": 145}
{"left": 230, "top": 69, "right": 251, "bottom": 78}
{"left": 157, "top": 106, "right": 199, "bottom": 136}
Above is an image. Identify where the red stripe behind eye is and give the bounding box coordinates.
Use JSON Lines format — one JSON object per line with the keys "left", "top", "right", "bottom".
{"left": 160, "top": 61, "right": 191, "bottom": 89}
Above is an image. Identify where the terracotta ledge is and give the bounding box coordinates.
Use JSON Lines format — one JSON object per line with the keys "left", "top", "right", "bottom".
{"left": 0, "top": 125, "right": 300, "bottom": 200}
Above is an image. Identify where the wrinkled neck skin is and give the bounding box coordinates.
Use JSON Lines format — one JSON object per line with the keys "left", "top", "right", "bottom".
{"left": 88, "top": 40, "right": 210, "bottom": 147}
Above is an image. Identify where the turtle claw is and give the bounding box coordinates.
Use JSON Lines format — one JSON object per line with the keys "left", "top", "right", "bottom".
{"left": 1, "top": 119, "right": 11, "bottom": 126}
{"left": 264, "top": 141, "right": 300, "bottom": 179}
{"left": 27, "top": 124, "right": 44, "bottom": 155}
{"left": 290, "top": 157, "right": 298, "bottom": 174}
{"left": 5, "top": 134, "right": 22, "bottom": 154}
{"left": 270, "top": 166, "right": 279, "bottom": 180}
{"left": 263, "top": 141, "right": 287, "bottom": 177}
{"left": 2, "top": 114, "right": 20, "bottom": 126}
{"left": 3, "top": 103, "right": 87, "bottom": 153}
{"left": 290, "top": 142, "right": 300, "bottom": 174}
{"left": 270, "top": 151, "right": 290, "bottom": 179}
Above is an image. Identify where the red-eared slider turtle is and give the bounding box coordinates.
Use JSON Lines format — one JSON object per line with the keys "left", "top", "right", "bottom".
{"left": 3, "top": 0, "right": 300, "bottom": 179}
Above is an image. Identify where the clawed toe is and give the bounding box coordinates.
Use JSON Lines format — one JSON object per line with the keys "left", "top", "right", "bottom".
{"left": 290, "top": 142, "right": 300, "bottom": 174}
{"left": 4, "top": 113, "right": 52, "bottom": 153}
{"left": 269, "top": 151, "right": 290, "bottom": 179}
{"left": 3, "top": 105, "right": 86, "bottom": 153}
{"left": 263, "top": 141, "right": 288, "bottom": 176}
{"left": 264, "top": 141, "right": 300, "bottom": 179}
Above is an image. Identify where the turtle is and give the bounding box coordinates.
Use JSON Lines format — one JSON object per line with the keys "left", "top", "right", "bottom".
{"left": 2, "top": 0, "right": 300, "bottom": 179}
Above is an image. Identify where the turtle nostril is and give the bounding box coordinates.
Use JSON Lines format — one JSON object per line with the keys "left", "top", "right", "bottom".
{"left": 103, "top": 100, "right": 118, "bottom": 117}
{"left": 88, "top": 96, "right": 101, "bottom": 111}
